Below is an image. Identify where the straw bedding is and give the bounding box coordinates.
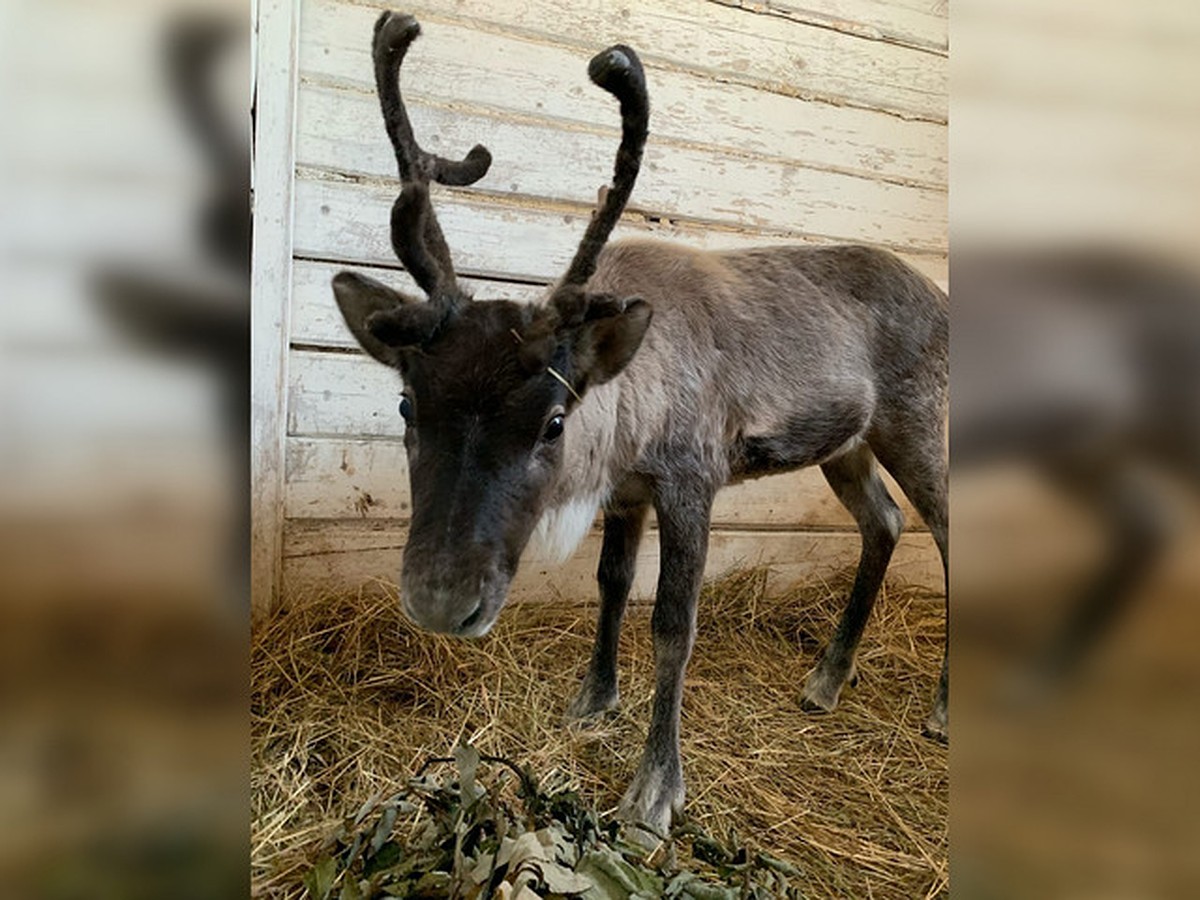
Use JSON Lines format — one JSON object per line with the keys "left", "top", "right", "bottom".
{"left": 251, "top": 567, "right": 947, "bottom": 898}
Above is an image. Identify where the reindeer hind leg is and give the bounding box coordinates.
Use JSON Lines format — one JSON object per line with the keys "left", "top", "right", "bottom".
{"left": 871, "top": 414, "right": 949, "bottom": 742}
{"left": 802, "top": 443, "right": 905, "bottom": 713}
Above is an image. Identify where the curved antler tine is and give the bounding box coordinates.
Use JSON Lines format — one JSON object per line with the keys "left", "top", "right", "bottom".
{"left": 374, "top": 13, "right": 494, "bottom": 186}
{"left": 431, "top": 144, "right": 493, "bottom": 186}
{"left": 373, "top": 12, "right": 423, "bottom": 182}
{"left": 558, "top": 44, "right": 649, "bottom": 292}
{"left": 372, "top": 12, "right": 492, "bottom": 304}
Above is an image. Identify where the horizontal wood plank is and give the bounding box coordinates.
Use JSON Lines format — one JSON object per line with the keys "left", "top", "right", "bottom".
{"left": 301, "top": 0, "right": 946, "bottom": 121}
{"left": 298, "top": 1, "right": 946, "bottom": 186}
{"left": 284, "top": 435, "right": 926, "bottom": 530}
{"left": 288, "top": 349, "right": 404, "bottom": 438}
{"left": 292, "top": 176, "right": 948, "bottom": 285}
{"left": 281, "top": 518, "right": 943, "bottom": 601}
{"left": 296, "top": 82, "right": 946, "bottom": 242}
{"left": 705, "top": 0, "right": 947, "bottom": 53}
{"left": 285, "top": 436, "right": 412, "bottom": 519}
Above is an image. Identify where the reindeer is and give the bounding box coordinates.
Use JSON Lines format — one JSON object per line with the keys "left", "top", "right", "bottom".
{"left": 332, "top": 11, "right": 949, "bottom": 837}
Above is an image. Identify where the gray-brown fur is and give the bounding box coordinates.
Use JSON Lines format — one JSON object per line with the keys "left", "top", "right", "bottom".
{"left": 332, "top": 11, "right": 949, "bottom": 839}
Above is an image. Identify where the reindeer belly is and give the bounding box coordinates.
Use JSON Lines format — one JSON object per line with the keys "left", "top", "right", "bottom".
{"left": 729, "top": 397, "right": 870, "bottom": 479}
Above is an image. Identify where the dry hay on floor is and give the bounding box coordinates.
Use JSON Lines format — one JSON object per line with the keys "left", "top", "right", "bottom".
{"left": 252, "top": 567, "right": 948, "bottom": 898}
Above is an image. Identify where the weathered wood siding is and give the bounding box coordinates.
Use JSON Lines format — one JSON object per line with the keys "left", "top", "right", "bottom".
{"left": 258, "top": 0, "right": 948, "bottom": 611}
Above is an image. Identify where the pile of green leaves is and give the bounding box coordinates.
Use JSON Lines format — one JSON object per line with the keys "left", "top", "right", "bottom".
{"left": 303, "top": 744, "right": 805, "bottom": 899}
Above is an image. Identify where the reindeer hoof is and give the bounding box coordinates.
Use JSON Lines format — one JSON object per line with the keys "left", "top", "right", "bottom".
{"left": 619, "top": 764, "right": 683, "bottom": 851}
{"left": 564, "top": 681, "right": 619, "bottom": 723}
{"left": 799, "top": 694, "right": 834, "bottom": 714}
{"left": 922, "top": 703, "right": 949, "bottom": 744}
{"left": 800, "top": 660, "right": 857, "bottom": 713}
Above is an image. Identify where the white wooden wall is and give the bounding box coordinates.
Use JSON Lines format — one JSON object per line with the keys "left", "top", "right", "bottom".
{"left": 252, "top": 0, "right": 948, "bottom": 614}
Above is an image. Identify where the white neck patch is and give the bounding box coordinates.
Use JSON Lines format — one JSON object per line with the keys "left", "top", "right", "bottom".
{"left": 529, "top": 494, "right": 603, "bottom": 563}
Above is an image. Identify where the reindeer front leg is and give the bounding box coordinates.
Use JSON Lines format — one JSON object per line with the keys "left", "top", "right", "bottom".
{"left": 567, "top": 501, "right": 650, "bottom": 720}
{"left": 619, "top": 482, "right": 713, "bottom": 838}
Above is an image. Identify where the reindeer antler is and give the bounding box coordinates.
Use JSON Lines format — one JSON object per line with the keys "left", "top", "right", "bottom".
{"left": 556, "top": 45, "right": 649, "bottom": 298}
{"left": 373, "top": 12, "right": 492, "bottom": 304}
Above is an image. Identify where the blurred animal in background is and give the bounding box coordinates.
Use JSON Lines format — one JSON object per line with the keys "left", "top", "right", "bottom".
{"left": 953, "top": 249, "right": 1200, "bottom": 691}
{"left": 91, "top": 13, "right": 251, "bottom": 610}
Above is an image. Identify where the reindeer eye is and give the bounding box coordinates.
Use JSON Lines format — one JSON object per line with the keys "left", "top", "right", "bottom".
{"left": 398, "top": 396, "right": 413, "bottom": 423}
{"left": 543, "top": 414, "right": 564, "bottom": 443}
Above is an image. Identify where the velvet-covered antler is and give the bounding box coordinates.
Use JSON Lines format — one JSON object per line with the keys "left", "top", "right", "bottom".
{"left": 554, "top": 44, "right": 649, "bottom": 305}
{"left": 372, "top": 11, "right": 492, "bottom": 305}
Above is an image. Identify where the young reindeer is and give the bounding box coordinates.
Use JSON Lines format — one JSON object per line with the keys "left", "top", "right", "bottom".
{"left": 333, "top": 11, "right": 949, "bottom": 836}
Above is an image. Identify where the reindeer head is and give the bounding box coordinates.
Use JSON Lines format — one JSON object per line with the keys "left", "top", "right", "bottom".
{"left": 333, "top": 12, "right": 652, "bottom": 636}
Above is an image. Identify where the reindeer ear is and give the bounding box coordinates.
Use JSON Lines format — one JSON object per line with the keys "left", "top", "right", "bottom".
{"left": 332, "top": 271, "right": 433, "bottom": 366}
{"left": 569, "top": 294, "right": 652, "bottom": 387}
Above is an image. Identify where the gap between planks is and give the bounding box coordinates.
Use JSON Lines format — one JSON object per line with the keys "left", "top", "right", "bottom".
{"left": 292, "top": 253, "right": 552, "bottom": 289}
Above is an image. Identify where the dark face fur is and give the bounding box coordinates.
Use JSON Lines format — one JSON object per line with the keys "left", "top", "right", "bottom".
{"left": 333, "top": 271, "right": 651, "bottom": 637}
{"left": 396, "top": 301, "right": 568, "bottom": 636}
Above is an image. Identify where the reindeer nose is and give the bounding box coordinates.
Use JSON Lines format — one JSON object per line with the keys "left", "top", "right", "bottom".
{"left": 456, "top": 602, "right": 485, "bottom": 635}
{"left": 400, "top": 583, "right": 488, "bottom": 637}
